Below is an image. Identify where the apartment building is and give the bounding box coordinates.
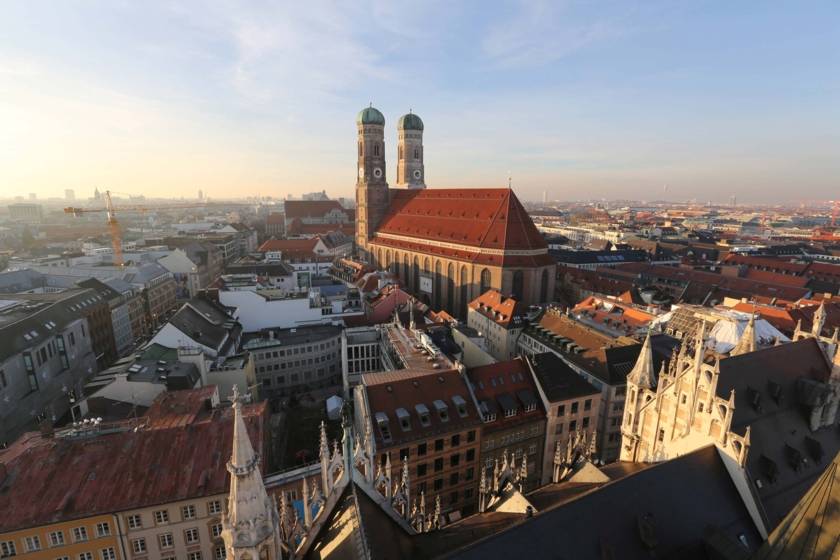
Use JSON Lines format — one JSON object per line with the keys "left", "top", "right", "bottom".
{"left": 355, "top": 367, "right": 483, "bottom": 519}
{"left": 0, "top": 289, "right": 99, "bottom": 444}
{"left": 0, "top": 387, "right": 270, "bottom": 560}
{"left": 242, "top": 324, "right": 342, "bottom": 397}
{"left": 467, "top": 357, "right": 547, "bottom": 490}
{"left": 526, "top": 352, "right": 602, "bottom": 484}
{"left": 466, "top": 289, "right": 529, "bottom": 361}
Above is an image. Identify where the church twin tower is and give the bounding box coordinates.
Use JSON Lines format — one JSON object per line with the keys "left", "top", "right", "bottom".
{"left": 355, "top": 105, "right": 425, "bottom": 260}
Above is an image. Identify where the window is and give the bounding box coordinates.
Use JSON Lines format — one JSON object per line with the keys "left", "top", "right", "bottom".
{"left": 154, "top": 510, "right": 169, "bottom": 524}
{"left": 131, "top": 539, "right": 146, "bottom": 554}
{"left": 466, "top": 467, "right": 475, "bottom": 480}
{"left": 158, "top": 533, "right": 174, "bottom": 549}
{"left": 434, "top": 439, "right": 444, "bottom": 452}
{"left": 188, "top": 553, "right": 203, "bottom": 560}
{"left": 0, "top": 542, "right": 15, "bottom": 558}
{"left": 0, "top": 369, "right": 5, "bottom": 389}
{"left": 417, "top": 443, "right": 427, "bottom": 456}
{"left": 185, "top": 527, "right": 200, "bottom": 544}
{"left": 211, "top": 523, "right": 223, "bottom": 538}
{"left": 78, "top": 553, "right": 93, "bottom": 560}
{"left": 658, "top": 428, "right": 665, "bottom": 442}
{"left": 467, "top": 430, "right": 476, "bottom": 443}
{"left": 49, "top": 531, "right": 66, "bottom": 546}
{"left": 584, "top": 399, "right": 592, "bottom": 411}
{"left": 95, "top": 522, "right": 110, "bottom": 537}
{"left": 434, "top": 478, "right": 444, "bottom": 491}
{"left": 450, "top": 453, "right": 460, "bottom": 467}
{"left": 417, "top": 463, "right": 427, "bottom": 477}
{"left": 24, "top": 535, "right": 41, "bottom": 552}
{"left": 582, "top": 417, "right": 590, "bottom": 428}
{"left": 126, "top": 515, "right": 142, "bottom": 529}
{"left": 569, "top": 420, "right": 577, "bottom": 432}
{"left": 449, "top": 472, "right": 459, "bottom": 485}
{"left": 451, "top": 434, "right": 460, "bottom": 447}
{"left": 399, "top": 448, "right": 410, "bottom": 461}
{"left": 434, "top": 458, "right": 444, "bottom": 472}
{"left": 100, "top": 548, "right": 116, "bottom": 560}
{"left": 73, "top": 527, "right": 88, "bottom": 542}
{"left": 182, "top": 504, "right": 196, "bottom": 520}
{"left": 571, "top": 402, "right": 579, "bottom": 414}
{"left": 450, "top": 490, "right": 459, "bottom": 505}
{"left": 557, "top": 404, "right": 565, "bottom": 417}
{"left": 215, "top": 546, "right": 226, "bottom": 560}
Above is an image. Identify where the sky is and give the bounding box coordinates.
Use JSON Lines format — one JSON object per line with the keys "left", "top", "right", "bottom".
{"left": 1, "top": 1, "right": 839, "bottom": 204}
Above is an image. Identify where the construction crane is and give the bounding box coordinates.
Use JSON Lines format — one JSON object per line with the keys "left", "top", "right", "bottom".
{"left": 64, "top": 190, "right": 230, "bottom": 266}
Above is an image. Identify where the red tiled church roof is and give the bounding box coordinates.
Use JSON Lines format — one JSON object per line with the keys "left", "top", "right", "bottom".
{"left": 372, "top": 189, "right": 549, "bottom": 265}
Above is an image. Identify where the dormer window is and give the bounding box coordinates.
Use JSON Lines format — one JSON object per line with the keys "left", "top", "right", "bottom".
{"left": 415, "top": 404, "right": 431, "bottom": 427}
{"left": 452, "top": 395, "right": 469, "bottom": 418}
{"left": 433, "top": 399, "right": 449, "bottom": 422}
{"left": 396, "top": 408, "right": 411, "bottom": 431}
{"left": 375, "top": 412, "right": 392, "bottom": 443}
{"left": 504, "top": 407, "right": 517, "bottom": 418}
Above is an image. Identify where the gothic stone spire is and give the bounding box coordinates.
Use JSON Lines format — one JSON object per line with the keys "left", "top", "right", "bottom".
{"left": 628, "top": 329, "right": 657, "bottom": 390}
{"left": 731, "top": 314, "right": 757, "bottom": 356}
{"left": 221, "top": 386, "right": 281, "bottom": 560}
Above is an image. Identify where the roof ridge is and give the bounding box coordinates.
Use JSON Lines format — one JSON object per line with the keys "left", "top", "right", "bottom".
{"left": 474, "top": 189, "right": 513, "bottom": 250}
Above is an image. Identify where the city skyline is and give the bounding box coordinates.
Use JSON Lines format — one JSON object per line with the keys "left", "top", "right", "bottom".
{"left": 2, "top": 1, "right": 839, "bottom": 203}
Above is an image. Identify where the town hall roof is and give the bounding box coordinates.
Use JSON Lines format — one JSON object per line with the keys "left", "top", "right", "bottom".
{"left": 372, "top": 188, "right": 553, "bottom": 267}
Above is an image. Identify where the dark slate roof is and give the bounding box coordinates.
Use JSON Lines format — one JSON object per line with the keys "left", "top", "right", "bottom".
{"left": 449, "top": 445, "right": 762, "bottom": 560}
{"left": 527, "top": 352, "right": 601, "bottom": 401}
{"left": 167, "top": 297, "right": 240, "bottom": 351}
{"left": 0, "top": 288, "right": 101, "bottom": 361}
{"left": 754, "top": 449, "right": 840, "bottom": 560}
{"left": 716, "top": 338, "right": 840, "bottom": 532}
{"left": 550, "top": 249, "right": 649, "bottom": 265}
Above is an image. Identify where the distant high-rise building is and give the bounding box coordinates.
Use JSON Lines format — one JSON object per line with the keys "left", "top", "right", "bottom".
{"left": 198, "top": 189, "right": 204, "bottom": 201}
{"left": 65, "top": 189, "right": 75, "bottom": 201}
{"left": 28, "top": 193, "right": 36, "bottom": 200}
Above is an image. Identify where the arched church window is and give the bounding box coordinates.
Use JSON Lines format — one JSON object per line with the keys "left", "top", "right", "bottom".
{"left": 460, "top": 266, "right": 469, "bottom": 317}
{"left": 414, "top": 148, "right": 419, "bottom": 159}
{"left": 434, "top": 261, "right": 442, "bottom": 309}
{"left": 540, "top": 269, "right": 549, "bottom": 302}
{"left": 399, "top": 145, "right": 403, "bottom": 159}
{"left": 413, "top": 256, "right": 420, "bottom": 292}
{"left": 480, "top": 268, "right": 491, "bottom": 295}
{"left": 447, "top": 263, "right": 455, "bottom": 312}
{"left": 374, "top": 143, "right": 379, "bottom": 156}
{"left": 424, "top": 257, "right": 430, "bottom": 273}
{"left": 359, "top": 142, "right": 362, "bottom": 157}
{"left": 512, "top": 270, "right": 524, "bottom": 301}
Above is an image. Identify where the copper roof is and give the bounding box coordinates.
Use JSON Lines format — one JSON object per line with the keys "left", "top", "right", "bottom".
{"left": 0, "top": 390, "right": 268, "bottom": 533}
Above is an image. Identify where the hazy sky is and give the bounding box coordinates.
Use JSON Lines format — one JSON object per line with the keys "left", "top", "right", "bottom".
{"left": 2, "top": 1, "right": 839, "bottom": 203}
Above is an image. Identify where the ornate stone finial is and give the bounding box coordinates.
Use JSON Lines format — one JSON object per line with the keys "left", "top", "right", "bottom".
{"left": 302, "top": 476, "right": 312, "bottom": 529}
{"left": 627, "top": 329, "right": 656, "bottom": 390}
{"left": 588, "top": 430, "right": 598, "bottom": 459}
{"left": 813, "top": 301, "right": 827, "bottom": 337}
{"left": 731, "top": 314, "right": 757, "bottom": 356}
{"left": 433, "top": 495, "right": 442, "bottom": 530}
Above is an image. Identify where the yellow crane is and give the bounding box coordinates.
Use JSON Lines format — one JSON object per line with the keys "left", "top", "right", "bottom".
{"left": 64, "top": 190, "right": 231, "bottom": 266}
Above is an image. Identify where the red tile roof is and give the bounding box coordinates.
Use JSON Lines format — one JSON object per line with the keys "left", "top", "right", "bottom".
{"left": 286, "top": 219, "right": 355, "bottom": 237}
{"left": 259, "top": 238, "right": 319, "bottom": 253}
{"left": 284, "top": 200, "right": 347, "bottom": 220}
{"left": 467, "top": 358, "right": 545, "bottom": 431}
{"left": 362, "top": 369, "right": 481, "bottom": 448}
{"left": 0, "top": 392, "right": 267, "bottom": 533}
{"left": 372, "top": 189, "right": 550, "bottom": 265}
{"left": 468, "top": 289, "right": 527, "bottom": 328}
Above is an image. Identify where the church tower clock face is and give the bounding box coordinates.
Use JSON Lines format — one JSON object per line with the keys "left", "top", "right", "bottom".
{"left": 373, "top": 167, "right": 383, "bottom": 178}
{"left": 413, "top": 169, "right": 422, "bottom": 180}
